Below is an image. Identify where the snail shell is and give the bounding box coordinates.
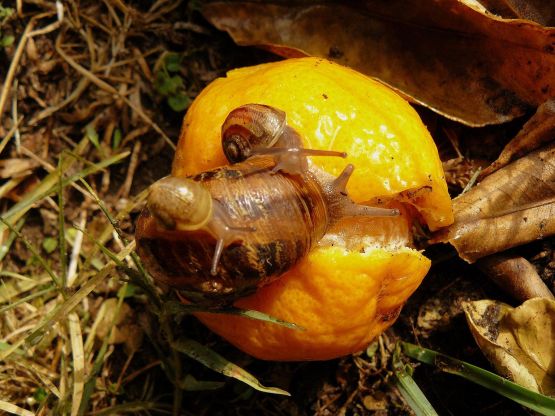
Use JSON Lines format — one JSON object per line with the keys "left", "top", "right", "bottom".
{"left": 147, "top": 176, "right": 212, "bottom": 231}
{"left": 221, "top": 104, "right": 287, "bottom": 164}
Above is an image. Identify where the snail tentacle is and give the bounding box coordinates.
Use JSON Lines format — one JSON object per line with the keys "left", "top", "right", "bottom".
{"left": 324, "top": 164, "right": 400, "bottom": 220}
{"left": 252, "top": 145, "right": 347, "bottom": 176}
{"left": 211, "top": 239, "right": 225, "bottom": 276}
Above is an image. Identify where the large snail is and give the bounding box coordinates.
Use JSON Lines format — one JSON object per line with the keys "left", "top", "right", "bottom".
{"left": 136, "top": 104, "right": 399, "bottom": 302}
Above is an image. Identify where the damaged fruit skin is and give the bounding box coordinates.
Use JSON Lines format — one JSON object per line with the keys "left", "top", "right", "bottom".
{"left": 149, "top": 57, "right": 453, "bottom": 360}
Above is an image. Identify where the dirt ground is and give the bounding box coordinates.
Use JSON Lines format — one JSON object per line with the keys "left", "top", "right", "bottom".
{"left": 1, "top": 1, "right": 553, "bottom": 415}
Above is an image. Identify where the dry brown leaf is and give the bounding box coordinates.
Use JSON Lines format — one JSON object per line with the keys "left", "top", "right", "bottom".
{"left": 477, "top": 254, "right": 554, "bottom": 301}
{"left": 432, "top": 141, "right": 555, "bottom": 262}
{"left": 463, "top": 298, "right": 555, "bottom": 395}
{"left": 472, "top": 0, "right": 555, "bottom": 26}
{"left": 0, "top": 159, "right": 39, "bottom": 178}
{"left": 481, "top": 99, "right": 555, "bottom": 177}
{"left": 203, "top": 0, "right": 555, "bottom": 126}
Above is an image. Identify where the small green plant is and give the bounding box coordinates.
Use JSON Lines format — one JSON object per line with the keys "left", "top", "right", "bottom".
{"left": 154, "top": 52, "right": 191, "bottom": 112}
{"left": 0, "top": 4, "right": 14, "bottom": 48}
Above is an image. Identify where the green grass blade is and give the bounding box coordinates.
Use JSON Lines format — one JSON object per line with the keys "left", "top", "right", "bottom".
{"left": 163, "top": 300, "right": 303, "bottom": 330}
{"left": 0, "top": 265, "right": 115, "bottom": 361}
{"left": 401, "top": 342, "right": 555, "bottom": 415}
{"left": 87, "top": 401, "right": 171, "bottom": 414}
{"left": 179, "top": 374, "right": 225, "bottom": 391}
{"left": 78, "top": 284, "right": 128, "bottom": 416}
{"left": 172, "top": 338, "right": 290, "bottom": 396}
{"left": 392, "top": 344, "right": 438, "bottom": 416}
{"left": 224, "top": 307, "right": 304, "bottom": 330}
{"left": 76, "top": 178, "right": 155, "bottom": 300}
{"left": 0, "top": 285, "right": 54, "bottom": 314}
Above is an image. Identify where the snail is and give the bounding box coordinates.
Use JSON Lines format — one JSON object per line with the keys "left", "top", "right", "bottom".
{"left": 136, "top": 160, "right": 399, "bottom": 302}
{"left": 135, "top": 104, "right": 399, "bottom": 302}
{"left": 222, "top": 104, "right": 347, "bottom": 175}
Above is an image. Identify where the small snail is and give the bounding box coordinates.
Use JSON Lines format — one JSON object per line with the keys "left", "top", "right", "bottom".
{"left": 136, "top": 104, "right": 399, "bottom": 302}
{"left": 222, "top": 104, "right": 347, "bottom": 175}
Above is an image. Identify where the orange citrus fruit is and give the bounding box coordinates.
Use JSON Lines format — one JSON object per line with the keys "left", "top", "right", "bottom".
{"left": 173, "top": 57, "right": 453, "bottom": 361}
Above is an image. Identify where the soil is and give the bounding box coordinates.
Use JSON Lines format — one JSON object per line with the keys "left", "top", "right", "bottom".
{"left": 0, "top": 1, "right": 552, "bottom": 415}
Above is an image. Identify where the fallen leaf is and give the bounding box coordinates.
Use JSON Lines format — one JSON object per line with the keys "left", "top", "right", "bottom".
{"left": 203, "top": 0, "right": 555, "bottom": 126}
{"left": 480, "top": 99, "right": 555, "bottom": 177}
{"left": 477, "top": 254, "right": 554, "bottom": 301}
{"left": 463, "top": 298, "right": 555, "bottom": 395}
{"left": 0, "top": 158, "right": 39, "bottom": 178}
{"left": 471, "top": 0, "right": 555, "bottom": 26}
{"left": 432, "top": 141, "right": 555, "bottom": 262}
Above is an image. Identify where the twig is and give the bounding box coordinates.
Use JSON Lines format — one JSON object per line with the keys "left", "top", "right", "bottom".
{"left": 19, "top": 145, "right": 89, "bottom": 197}
{"left": 26, "top": 1, "right": 64, "bottom": 38}
{"left": 145, "top": 0, "right": 184, "bottom": 24}
{"left": 11, "top": 80, "right": 20, "bottom": 154}
{"left": 120, "top": 359, "right": 161, "bottom": 386}
{"left": 29, "top": 77, "right": 91, "bottom": 125}
{"left": 461, "top": 167, "right": 481, "bottom": 194}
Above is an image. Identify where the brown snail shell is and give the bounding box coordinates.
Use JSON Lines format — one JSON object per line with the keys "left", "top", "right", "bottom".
{"left": 221, "top": 104, "right": 287, "bottom": 164}
{"left": 146, "top": 176, "right": 212, "bottom": 231}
